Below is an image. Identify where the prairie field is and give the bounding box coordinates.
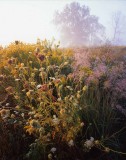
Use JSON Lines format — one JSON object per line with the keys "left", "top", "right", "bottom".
{"left": 0, "top": 40, "right": 126, "bottom": 160}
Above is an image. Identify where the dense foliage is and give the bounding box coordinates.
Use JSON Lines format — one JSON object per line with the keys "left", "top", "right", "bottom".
{"left": 0, "top": 40, "right": 126, "bottom": 160}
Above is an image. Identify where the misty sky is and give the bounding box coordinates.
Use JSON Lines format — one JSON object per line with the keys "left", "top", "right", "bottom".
{"left": 0, "top": 0, "right": 126, "bottom": 46}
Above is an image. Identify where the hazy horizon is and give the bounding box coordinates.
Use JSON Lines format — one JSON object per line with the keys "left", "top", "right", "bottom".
{"left": 0, "top": 0, "right": 126, "bottom": 46}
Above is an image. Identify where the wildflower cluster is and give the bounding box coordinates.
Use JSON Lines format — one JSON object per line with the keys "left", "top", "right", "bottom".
{"left": 0, "top": 42, "right": 126, "bottom": 160}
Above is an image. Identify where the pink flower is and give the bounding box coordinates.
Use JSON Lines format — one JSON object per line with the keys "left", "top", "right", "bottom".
{"left": 104, "top": 80, "right": 111, "bottom": 89}
{"left": 115, "top": 79, "right": 126, "bottom": 98}
{"left": 93, "top": 63, "right": 107, "bottom": 78}
{"left": 116, "top": 105, "right": 126, "bottom": 116}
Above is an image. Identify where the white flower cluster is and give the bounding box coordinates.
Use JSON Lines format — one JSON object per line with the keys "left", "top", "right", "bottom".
{"left": 52, "top": 115, "right": 60, "bottom": 125}
{"left": 48, "top": 147, "right": 57, "bottom": 159}
{"left": 84, "top": 137, "right": 94, "bottom": 149}
{"left": 68, "top": 139, "right": 74, "bottom": 147}
{"left": 37, "top": 84, "right": 42, "bottom": 89}
{"left": 50, "top": 147, "right": 56, "bottom": 153}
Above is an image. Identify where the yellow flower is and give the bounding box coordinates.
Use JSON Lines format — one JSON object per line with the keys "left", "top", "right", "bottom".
{"left": 30, "top": 119, "right": 41, "bottom": 128}
{"left": 48, "top": 153, "right": 52, "bottom": 159}
{"left": 77, "top": 93, "right": 81, "bottom": 99}
{"left": 82, "top": 85, "right": 88, "bottom": 91}
{"left": 34, "top": 68, "right": 38, "bottom": 71}
{"left": 26, "top": 91, "right": 31, "bottom": 98}
{"left": 64, "top": 62, "right": 68, "bottom": 65}
{"left": 15, "top": 105, "right": 20, "bottom": 109}
{"left": 29, "top": 61, "right": 32, "bottom": 64}
{"left": 94, "top": 140, "right": 100, "bottom": 145}
{"left": 105, "top": 147, "right": 110, "bottom": 153}
{"left": 31, "top": 73, "right": 35, "bottom": 77}
{"left": 31, "top": 82, "right": 36, "bottom": 86}
{"left": 20, "top": 63, "right": 24, "bottom": 67}
{"left": 60, "top": 109, "right": 65, "bottom": 115}
{"left": 34, "top": 113, "right": 42, "bottom": 119}
{"left": 39, "top": 127, "right": 45, "bottom": 135}
{"left": 25, "top": 126, "right": 35, "bottom": 135}
{"left": 11, "top": 114, "right": 15, "bottom": 118}
{"left": 15, "top": 95, "right": 19, "bottom": 99}
{"left": 80, "top": 122, "right": 84, "bottom": 127}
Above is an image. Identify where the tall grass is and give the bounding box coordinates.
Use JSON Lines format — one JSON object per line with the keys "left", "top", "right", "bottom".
{"left": 0, "top": 41, "right": 126, "bottom": 160}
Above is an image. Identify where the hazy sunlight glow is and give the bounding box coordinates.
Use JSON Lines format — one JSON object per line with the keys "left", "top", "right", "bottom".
{"left": 0, "top": 0, "right": 126, "bottom": 46}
